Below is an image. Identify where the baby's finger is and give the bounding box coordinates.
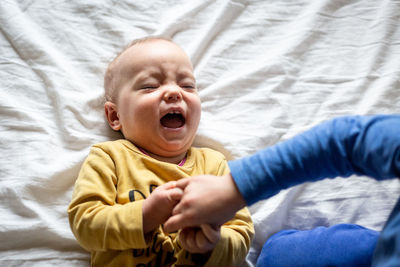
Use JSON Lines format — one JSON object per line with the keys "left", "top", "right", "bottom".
{"left": 162, "top": 181, "right": 177, "bottom": 190}
{"left": 184, "top": 227, "right": 197, "bottom": 250}
{"left": 200, "top": 224, "right": 220, "bottom": 244}
{"left": 178, "top": 229, "right": 189, "bottom": 249}
{"left": 168, "top": 187, "right": 183, "bottom": 202}
{"left": 179, "top": 228, "right": 196, "bottom": 251}
{"left": 195, "top": 229, "right": 212, "bottom": 250}
{"left": 175, "top": 178, "right": 190, "bottom": 190}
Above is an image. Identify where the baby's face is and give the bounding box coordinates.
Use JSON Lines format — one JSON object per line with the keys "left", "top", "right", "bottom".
{"left": 109, "top": 40, "right": 201, "bottom": 158}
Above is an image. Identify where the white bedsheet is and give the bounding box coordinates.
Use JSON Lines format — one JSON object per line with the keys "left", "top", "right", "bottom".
{"left": 1, "top": 0, "right": 400, "bottom": 266}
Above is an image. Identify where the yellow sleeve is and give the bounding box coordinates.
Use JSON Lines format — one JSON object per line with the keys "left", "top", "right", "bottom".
{"left": 68, "top": 146, "right": 148, "bottom": 251}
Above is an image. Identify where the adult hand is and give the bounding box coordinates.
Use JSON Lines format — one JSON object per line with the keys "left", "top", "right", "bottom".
{"left": 163, "top": 173, "right": 246, "bottom": 233}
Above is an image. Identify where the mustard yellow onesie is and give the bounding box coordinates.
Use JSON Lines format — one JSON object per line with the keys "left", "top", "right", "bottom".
{"left": 68, "top": 139, "right": 254, "bottom": 267}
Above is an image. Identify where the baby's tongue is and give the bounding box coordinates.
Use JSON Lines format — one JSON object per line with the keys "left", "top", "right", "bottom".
{"left": 160, "top": 113, "right": 184, "bottom": 128}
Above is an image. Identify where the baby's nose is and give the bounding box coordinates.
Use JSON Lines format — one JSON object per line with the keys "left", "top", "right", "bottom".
{"left": 164, "top": 87, "right": 182, "bottom": 101}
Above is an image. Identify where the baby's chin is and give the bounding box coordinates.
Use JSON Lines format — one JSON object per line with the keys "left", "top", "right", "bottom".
{"left": 142, "top": 142, "right": 191, "bottom": 161}
{"left": 157, "top": 145, "right": 190, "bottom": 158}
{"left": 159, "top": 137, "right": 194, "bottom": 151}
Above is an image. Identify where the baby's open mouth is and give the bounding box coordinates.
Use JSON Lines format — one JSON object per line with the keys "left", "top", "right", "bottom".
{"left": 160, "top": 112, "right": 185, "bottom": 128}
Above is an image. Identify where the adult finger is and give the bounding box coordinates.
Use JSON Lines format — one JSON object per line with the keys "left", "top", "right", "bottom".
{"left": 171, "top": 200, "right": 184, "bottom": 215}
{"left": 164, "top": 214, "right": 193, "bottom": 233}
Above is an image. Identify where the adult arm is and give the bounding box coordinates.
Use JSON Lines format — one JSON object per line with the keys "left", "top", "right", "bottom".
{"left": 231, "top": 114, "right": 400, "bottom": 206}
{"left": 164, "top": 115, "right": 400, "bottom": 232}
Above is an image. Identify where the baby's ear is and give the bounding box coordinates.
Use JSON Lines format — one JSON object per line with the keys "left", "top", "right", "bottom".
{"left": 104, "top": 101, "right": 121, "bottom": 131}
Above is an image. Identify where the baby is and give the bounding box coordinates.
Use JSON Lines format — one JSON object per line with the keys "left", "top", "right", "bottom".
{"left": 68, "top": 37, "right": 254, "bottom": 266}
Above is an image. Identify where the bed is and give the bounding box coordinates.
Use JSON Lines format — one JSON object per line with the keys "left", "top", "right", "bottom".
{"left": 1, "top": 0, "right": 400, "bottom": 266}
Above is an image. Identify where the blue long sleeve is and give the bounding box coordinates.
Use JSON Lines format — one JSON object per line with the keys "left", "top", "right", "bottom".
{"left": 228, "top": 115, "right": 400, "bottom": 206}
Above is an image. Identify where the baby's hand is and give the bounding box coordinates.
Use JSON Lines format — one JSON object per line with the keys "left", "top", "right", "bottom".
{"left": 142, "top": 181, "right": 183, "bottom": 234}
{"left": 178, "top": 224, "right": 221, "bottom": 254}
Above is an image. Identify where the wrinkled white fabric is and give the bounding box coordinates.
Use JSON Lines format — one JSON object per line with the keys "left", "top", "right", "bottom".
{"left": 1, "top": 0, "right": 399, "bottom": 266}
